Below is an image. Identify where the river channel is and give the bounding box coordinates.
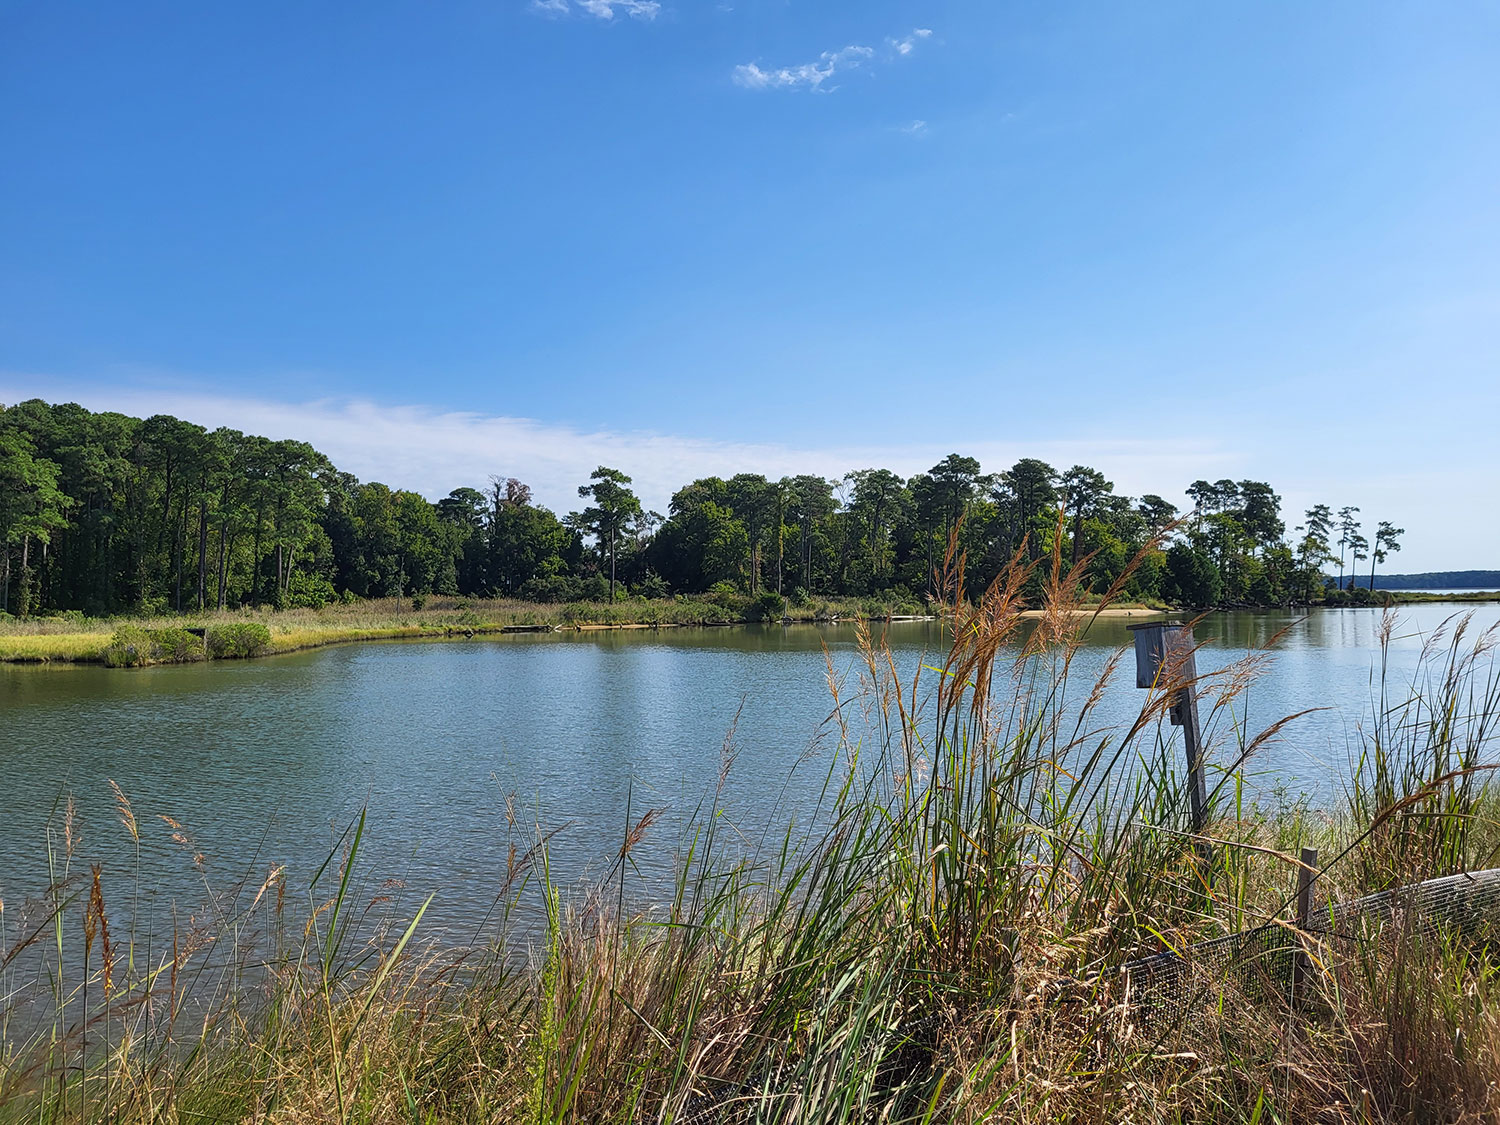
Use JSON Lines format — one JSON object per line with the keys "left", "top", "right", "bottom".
{"left": 3, "top": 603, "right": 1497, "bottom": 945}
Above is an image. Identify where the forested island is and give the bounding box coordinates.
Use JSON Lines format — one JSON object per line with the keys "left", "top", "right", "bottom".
{"left": 0, "top": 398, "right": 1423, "bottom": 621}
{"left": 1369, "top": 570, "right": 1500, "bottom": 590}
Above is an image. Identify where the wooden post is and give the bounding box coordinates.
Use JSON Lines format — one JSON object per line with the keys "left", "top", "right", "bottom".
{"left": 1295, "top": 846, "right": 1318, "bottom": 994}
{"left": 1175, "top": 684, "right": 1209, "bottom": 834}
{"left": 1129, "top": 622, "right": 1207, "bottom": 834}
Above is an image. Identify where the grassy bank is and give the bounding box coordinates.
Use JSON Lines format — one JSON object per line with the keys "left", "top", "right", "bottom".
{"left": 0, "top": 592, "right": 1170, "bottom": 666}
{"left": 3, "top": 545, "right": 1500, "bottom": 1122}
{"left": 0, "top": 593, "right": 939, "bottom": 665}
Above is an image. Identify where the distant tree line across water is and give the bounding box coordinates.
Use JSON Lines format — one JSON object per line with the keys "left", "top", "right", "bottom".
{"left": 1, "top": 399, "right": 1411, "bottom": 618}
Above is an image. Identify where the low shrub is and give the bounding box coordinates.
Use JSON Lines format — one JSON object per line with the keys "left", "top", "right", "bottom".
{"left": 206, "top": 622, "right": 272, "bottom": 659}
{"left": 285, "top": 571, "right": 336, "bottom": 609}
{"left": 751, "top": 591, "right": 786, "bottom": 621}
{"left": 102, "top": 625, "right": 156, "bottom": 667}
{"left": 150, "top": 627, "right": 206, "bottom": 663}
{"left": 104, "top": 626, "right": 209, "bottom": 666}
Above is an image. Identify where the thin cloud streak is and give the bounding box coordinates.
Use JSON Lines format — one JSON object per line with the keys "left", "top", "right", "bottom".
{"left": 734, "top": 27, "right": 932, "bottom": 92}
{"left": 531, "top": 0, "right": 660, "bottom": 21}
{"left": 576, "top": 0, "right": 660, "bottom": 20}
{"left": 733, "top": 46, "right": 875, "bottom": 92}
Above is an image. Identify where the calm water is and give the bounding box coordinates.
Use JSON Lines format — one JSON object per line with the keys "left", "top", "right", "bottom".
{"left": 3, "top": 604, "right": 1498, "bottom": 943}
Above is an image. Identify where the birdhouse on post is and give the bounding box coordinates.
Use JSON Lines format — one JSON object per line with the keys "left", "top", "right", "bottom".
{"left": 1127, "top": 622, "right": 1208, "bottom": 834}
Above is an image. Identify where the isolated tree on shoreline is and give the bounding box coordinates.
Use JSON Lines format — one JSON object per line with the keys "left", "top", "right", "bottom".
{"left": 574, "top": 467, "right": 642, "bottom": 602}
{"left": 1349, "top": 529, "right": 1369, "bottom": 592}
{"left": 1371, "top": 521, "right": 1404, "bottom": 590}
{"left": 1336, "top": 506, "right": 1361, "bottom": 590}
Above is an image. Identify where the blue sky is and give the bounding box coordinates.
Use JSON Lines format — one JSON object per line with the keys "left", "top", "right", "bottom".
{"left": 2, "top": 1, "right": 1497, "bottom": 570}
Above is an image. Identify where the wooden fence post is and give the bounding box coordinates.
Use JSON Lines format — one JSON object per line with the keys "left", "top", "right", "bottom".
{"left": 1295, "top": 846, "right": 1318, "bottom": 995}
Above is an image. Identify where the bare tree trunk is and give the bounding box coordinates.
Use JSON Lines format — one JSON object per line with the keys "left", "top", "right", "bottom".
{"left": 196, "top": 502, "right": 209, "bottom": 610}
{"left": 608, "top": 528, "right": 616, "bottom": 601}
{"left": 217, "top": 528, "right": 230, "bottom": 610}
{"left": 251, "top": 505, "right": 264, "bottom": 605}
{"left": 175, "top": 496, "right": 186, "bottom": 612}
{"left": 156, "top": 464, "right": 174, "bottom": 555}
{"left": 18, "top": 533, "right": 31, "bottom": 619}
{"left": 926, "top": 527, "right": 934, "bottom": 598}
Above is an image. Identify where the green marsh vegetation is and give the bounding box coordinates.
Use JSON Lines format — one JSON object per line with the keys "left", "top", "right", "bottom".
{"left": 2, "top": 540, "right": 1499, "bottom": 1123}
{"left": 0, "top": 592, "right": 946, "bottom": 665}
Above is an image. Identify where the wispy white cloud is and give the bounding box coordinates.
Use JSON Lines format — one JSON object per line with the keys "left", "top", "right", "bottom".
{"left": 900, "top": 119, "right": 928, "bottom": 136}
{"left": 0, "top": 378, "right": 1229, "bottom": 519}
{"left": 577, "top": 0, "right": 660, "bottom": 20}
{"left": 733, "top": 45, "right": 875, "bottom": 92}
{"left": 889, "top": 28, "right": 932, "bottom": 56}
{"left": 531, "top": 0, "right": 660, "bottom": 21}
{"left": 734, "top": 27, "right": 932, "bottom": 93}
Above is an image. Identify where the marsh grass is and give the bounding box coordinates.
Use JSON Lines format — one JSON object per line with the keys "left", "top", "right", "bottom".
{"left": 3, "top": 535, "right": 1499, "bottom": 1123}
{"left": 0, "top": 594, "right": 955, "bottom": 665}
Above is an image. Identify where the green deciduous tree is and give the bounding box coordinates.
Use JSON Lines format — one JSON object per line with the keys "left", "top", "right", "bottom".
{"left": 489, "top": 482, "right": 571, "bottom": 597}
{"left": 0, "top": 398, "right": 1424, "bottom": 616}
{"left": 1164, "top": 542, "right": 1222, "bottom": 608}
{"left": 0, "top": 429, "right": 69, "bottom": 616}
{"left": 844, "top": 468, "right": 906, "bottom": 592}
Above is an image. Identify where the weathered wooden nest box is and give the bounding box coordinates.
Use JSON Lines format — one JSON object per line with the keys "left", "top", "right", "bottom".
{"left": 1127, "top": 622, "right": 1197, "bottom": 724}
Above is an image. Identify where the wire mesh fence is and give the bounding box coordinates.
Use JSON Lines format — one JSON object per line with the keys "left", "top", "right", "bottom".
{"left": 1120, "top": 867, "right": 1500, "bottom": 1025}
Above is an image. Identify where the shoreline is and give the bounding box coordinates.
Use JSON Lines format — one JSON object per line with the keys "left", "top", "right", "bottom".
{"left": 4, "top": 592, "right": 1495, "bottom": 668}
{"left": 0, "top": 602, "right": 1173, "bottom": 666}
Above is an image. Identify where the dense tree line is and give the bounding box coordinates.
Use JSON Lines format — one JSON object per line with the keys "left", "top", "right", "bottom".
{"left": 0, "top": 400, "right": 1405, "bottom": 617}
